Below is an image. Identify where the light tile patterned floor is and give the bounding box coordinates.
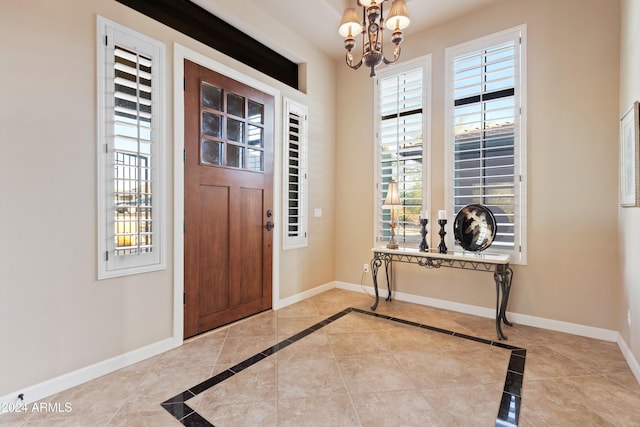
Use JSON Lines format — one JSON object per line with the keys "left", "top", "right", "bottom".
{"left": 1, "top": 288, "right": 639, "bottom": 426}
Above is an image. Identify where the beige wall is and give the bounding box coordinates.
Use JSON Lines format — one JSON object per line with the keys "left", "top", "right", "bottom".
{"left": 336, "top": 0, "right": 622, "bottom": 330}
{"left": 1, "top": 0, "right": 634, "bottom": 400}
{"left": 0, "top": 0, "right": 336, "bottom": 395}
{"left": 620, "top": 0, "right": 640, "bottom": 365}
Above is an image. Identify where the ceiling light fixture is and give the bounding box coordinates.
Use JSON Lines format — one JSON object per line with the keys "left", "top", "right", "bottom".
{"left": 338, "top": 0, "right": 410, "bottom": 77}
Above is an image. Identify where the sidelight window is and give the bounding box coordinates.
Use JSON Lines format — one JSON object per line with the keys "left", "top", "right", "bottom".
{"left": 283, "top": 98, "right": 308, "bottom": 249}
{"left": 97, "top": 17, "right": 166, "bottom": 278}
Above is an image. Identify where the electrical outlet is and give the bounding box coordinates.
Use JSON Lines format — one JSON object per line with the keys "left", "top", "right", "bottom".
{"left": 628, "top": 309, "right": 632, "bottom": 328}
{"left": 363, "top": 263, "right": 369, "bottom": 273}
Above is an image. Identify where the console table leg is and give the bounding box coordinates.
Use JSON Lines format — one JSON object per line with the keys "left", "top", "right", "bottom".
{"left": 494, "top": 267, "right": 514, "bottom": 340}
{"left": 370, "top": 257, "right": 382, "bottom": 310}
{"left": 494, "top": 277, "right": 506, "bottom": 340}
{"left": 384, "top": 258, "right": 392, "bottom": 302}
{"left": 501, "top": 268, "right": 514, "bottom": 327}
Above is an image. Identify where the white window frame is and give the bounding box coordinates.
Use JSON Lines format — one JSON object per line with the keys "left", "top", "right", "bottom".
{"left": 374, "top": 56, "right": 432, "bottom": 248}
{"left": 282, "top": 98, "right": 308, "bottom": 249}
{"left": 97, "top": 16, "right": 167, "bottom": 279}
{"left": 444, "top": 25, "right": 527, "bottom": 264}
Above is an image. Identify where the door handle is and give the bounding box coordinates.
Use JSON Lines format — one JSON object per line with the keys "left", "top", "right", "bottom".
{"left": 265, "top": 221, "right": 274, "bottom": 231}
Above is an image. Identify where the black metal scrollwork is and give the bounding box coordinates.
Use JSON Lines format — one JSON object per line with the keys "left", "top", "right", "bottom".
{"left": 369, "top": 250, "right": 514, "bottom": 340}
{"left": 417, "top": 258, "right": 443, "bottom": 269}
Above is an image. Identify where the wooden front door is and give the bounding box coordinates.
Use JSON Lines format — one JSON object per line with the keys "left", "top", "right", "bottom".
{"left": 184, "top": 59, "right": 274, "bottom": 338}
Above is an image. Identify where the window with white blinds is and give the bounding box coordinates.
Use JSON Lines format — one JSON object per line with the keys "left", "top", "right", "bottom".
{"left": 113, "top": 47, "right": 153, "bottom": 258}
{"left": 376, "top": 64, "right": 427, "bottom": 245}
{"left": 97, "top": 17, "right": 166, "bottom": 278}
{"left": 446, "top": 26, "right": 526, "bottom": 262}
{"left": 283, "top": 98, "right": 308, "bottom": 249}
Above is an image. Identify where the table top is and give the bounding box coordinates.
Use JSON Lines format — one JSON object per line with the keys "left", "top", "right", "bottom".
{"left": 372, "top": 246, "right": 510, "bottom": 265}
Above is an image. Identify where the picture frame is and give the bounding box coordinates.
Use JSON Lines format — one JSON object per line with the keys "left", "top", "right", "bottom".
{"left": 620, "top": 101, "right": 640, "bottom": 207}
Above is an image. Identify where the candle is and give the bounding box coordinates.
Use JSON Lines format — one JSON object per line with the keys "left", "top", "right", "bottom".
{"left": 420, "top": 210, "right": 428, "bottom": 219}
{"left": 438, "top": 210, "right": 447, "bottom": 220}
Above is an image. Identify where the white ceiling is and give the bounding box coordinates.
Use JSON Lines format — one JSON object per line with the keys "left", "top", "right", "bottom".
{"left": 195, "top": 0, "right": 500, "bottom": 62}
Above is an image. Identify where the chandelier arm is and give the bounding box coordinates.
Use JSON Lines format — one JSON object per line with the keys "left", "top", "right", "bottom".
{"left": 346, "top": 52, "right": 363, "bottom": 70}
{"left": 380, "top": 7, "right": 385, "bottom": 44}
{"left": 382, "top": 46, "right": 401, "bottom": 65}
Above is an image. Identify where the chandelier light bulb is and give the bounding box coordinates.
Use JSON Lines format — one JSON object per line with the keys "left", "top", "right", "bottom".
{"left": 385, "top": 0, "right": 410, "bottom": 31}
{"left": 338, "top": 8, "right": 363, "bottom": 38}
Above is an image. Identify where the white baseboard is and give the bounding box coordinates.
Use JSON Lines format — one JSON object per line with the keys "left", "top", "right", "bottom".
{"left": 617, "top": 333, "right": 640, "bottom": 384}
{"left": 274, "top": 281, "right": 336, "bottom": 310}
{"left": 336, "top": 281, "right": 619, "bottom": 342}
{"left": 0, "top": 336, "right": 180, "bottom": 412}
{"left": 507, "top": 310, "right": 618, "bottom": 342}
{"left": 337, "top": 280, "right": 498, "bottom": 317}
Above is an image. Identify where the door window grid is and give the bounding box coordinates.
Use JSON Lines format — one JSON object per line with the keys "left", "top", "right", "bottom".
{"left": 200, "top": 83, "right": 265, "bottom": 172}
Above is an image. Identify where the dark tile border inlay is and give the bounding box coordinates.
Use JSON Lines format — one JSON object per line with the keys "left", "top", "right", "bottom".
{"left": 161, "top": 307, "right": 525, "bottom": 426}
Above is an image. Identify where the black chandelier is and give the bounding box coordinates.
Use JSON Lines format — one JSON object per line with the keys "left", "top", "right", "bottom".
{"left": 338, "top": 0, "right": 410, "bottom": 77}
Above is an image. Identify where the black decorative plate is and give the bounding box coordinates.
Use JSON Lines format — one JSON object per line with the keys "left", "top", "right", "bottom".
{"left": 453, "top": 204, "right": 497, "bottom": 252}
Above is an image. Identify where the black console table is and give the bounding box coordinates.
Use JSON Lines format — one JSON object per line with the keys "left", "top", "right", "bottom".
{"left": 370, "top": 247, "right": 514, "bottom": 340}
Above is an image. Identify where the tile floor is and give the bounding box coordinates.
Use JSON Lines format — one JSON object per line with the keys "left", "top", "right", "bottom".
{"left": 1, "top": 288, "right": 639, "bottom": 426}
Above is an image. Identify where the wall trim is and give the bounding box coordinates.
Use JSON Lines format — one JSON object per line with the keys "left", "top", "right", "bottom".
{"left": 617, "top": 333, "right": 640, "bottom": 384}
{"left": 335, "top": 281, "right": 619, "bottom": 342}
{"left": 275, "top": 281, "right": 336, "bottom": 310}
{"left": 0, "top": 337, "right": 179, "bottom": 411}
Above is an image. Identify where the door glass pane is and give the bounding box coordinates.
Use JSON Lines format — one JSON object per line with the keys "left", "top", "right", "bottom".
{"left": 227, "top": 119, "right": 244, "bottom": 143}
{"left": 247, "top": 148, "right": 263, "bottom": 171}
{"left": 202, "top": 83, "right": 222, "bottom": 110}
{"left": 201, "top": 139, "right": 223, "bottom": 165}
{"left": 248, "top": 100, "right": 264, "bottom": 123}
{"left": 202, "top": 112, "right": 222, "bottom": 138}
{"left": 227, "top": 144, "right": 244, "bottom": 168}
{"left": 227, "top": 93, "right": 245, "bottom": 117}
{"left": 248, "top": 124, "right": 263, "bottom": 147}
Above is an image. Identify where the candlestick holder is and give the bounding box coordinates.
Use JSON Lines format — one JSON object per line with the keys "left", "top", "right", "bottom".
{"left": 438, "top": 219, "right": 448, "bottom": 254}
{"left": 419, "top": 218, "right": 429, "bottom": 252}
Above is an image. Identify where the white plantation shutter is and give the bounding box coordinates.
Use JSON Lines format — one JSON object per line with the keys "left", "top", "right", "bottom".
{"left": 377, "top": 66, "right": 426, "bottom": 244}
{"left": 283, "top": 99, "right": 308, "bottom": 249}
{"left": 97, "top": 17, "right": 166, "bottom": 278}
{"left": 113, "top": 46, "right": 154, "bottom": 257}
{"left": 447, "top": 26, "right": 526, "bottom": 261}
